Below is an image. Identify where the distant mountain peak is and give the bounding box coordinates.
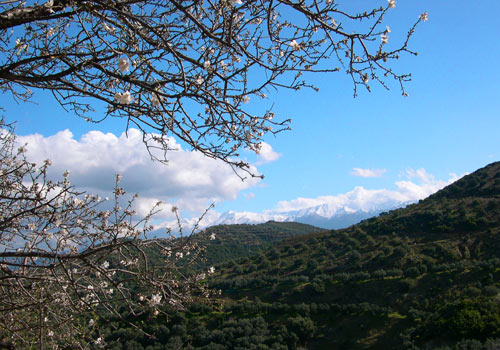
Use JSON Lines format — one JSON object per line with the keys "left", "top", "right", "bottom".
{"left": 212, "top": 200, "right": 413, "bottom": 230}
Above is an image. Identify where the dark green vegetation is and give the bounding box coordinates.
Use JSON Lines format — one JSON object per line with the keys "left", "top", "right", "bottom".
{"left": 201, "top": 221, "right": 324, "bottom": 267}
{"left": 98, "top": 162, "right": 500, "bottom": 350}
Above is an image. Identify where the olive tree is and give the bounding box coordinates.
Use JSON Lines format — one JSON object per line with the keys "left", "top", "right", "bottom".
{"left": 0, "top": 0, "right": 427, "bottom": 178}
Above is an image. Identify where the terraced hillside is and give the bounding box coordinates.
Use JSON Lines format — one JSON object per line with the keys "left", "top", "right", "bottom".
{"left": 201, "top": 221, "right": 324, "bottom": 267}
{"left": 100, "top": 162, "right": 500, "bottom": 350}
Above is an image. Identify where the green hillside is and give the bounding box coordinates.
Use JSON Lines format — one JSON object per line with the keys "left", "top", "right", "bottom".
{"left": 98, "top": 162, "right": 500, "bottom": 350}
{"left": 200, "top": 221, "right": 324, "bottom": 267}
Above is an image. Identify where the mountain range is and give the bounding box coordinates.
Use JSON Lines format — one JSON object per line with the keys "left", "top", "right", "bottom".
{"left": 211, "top": 201, "right": 413, "bottom": 229}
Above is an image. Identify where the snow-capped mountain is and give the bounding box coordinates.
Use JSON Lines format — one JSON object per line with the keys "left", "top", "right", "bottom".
{"left": 210, "top": 201, "right": 413, "bottom": 229}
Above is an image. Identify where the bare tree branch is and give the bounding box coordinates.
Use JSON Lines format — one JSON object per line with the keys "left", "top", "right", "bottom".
{"left": 0, "top": 0, "right": 426, "bottom": 178}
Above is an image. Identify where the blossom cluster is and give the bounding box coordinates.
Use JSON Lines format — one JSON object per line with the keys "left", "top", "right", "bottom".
{"left": 0, "top": 121, "right": 214, "bottom": 348}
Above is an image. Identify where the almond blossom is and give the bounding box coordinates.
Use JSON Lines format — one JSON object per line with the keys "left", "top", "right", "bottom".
{"left": 118, "top": 58, "right": 130, "bottom": 73}
{"left": 149, "top": 293, "right": 162, "bottom": 307}
{"left": 289, "top": 39, "right": 301, "bottom": 51}
{"left": 114, "top": 91, "right": 133, "bottom": 104}
{"left": 151, "top": 93, "right": 162, "bottom": 107}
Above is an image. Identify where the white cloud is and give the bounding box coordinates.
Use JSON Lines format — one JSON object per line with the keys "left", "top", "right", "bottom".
{"left": 198, "top": 168, "right": 464, "bottom": 228}
{"left": 255, "top": 142, "right": 281, "bottom": 165}
{"left": 394, "top": 168, "right": 462, "bottom": 202}
{"left": 18, "top": 129, "right": 261, "bottom": 215}
{"left": 277, "top": 168, "right": 459, "bottom": 213}
{"left": 351, "top": 167, "right": 386, "bottom": 178}
{"left": 16, "top": 130, "right": 467, "bottom": 233}
{"left": 132, "top": 197, "right": 178, "bottom": 219}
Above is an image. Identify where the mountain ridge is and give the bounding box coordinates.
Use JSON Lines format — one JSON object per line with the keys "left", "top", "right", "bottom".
{"left": 212, "top": 201, "right": 415, "bottom": 229}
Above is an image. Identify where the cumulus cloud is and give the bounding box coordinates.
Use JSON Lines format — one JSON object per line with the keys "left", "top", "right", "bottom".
{"left": 153, "top": 167, "right": 464, "bottom": 230}
{"left": 351, "top": 167, "right": 386, "bottom": 178}
{"left": 276, "top": 169, "right": 460, "bottom": 213}
{"left": 198, "top": 169, "right": 465, "bottom": 228}
{"left": 394, "top": 168, "right": 460, "bottom": 201}
{"left": 18, "top": 129, "right": 261, "bottom": 216}
{"left": 255, "top": 142, "right": 281, "bottom": 165}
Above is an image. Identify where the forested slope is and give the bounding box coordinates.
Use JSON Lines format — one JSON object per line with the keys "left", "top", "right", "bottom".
{"left": 98, "top": 162, "right": 500, "bottom": 350}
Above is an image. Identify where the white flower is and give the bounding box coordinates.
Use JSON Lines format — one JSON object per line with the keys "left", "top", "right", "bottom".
{"left": 102, "top": 22, "right": 116, "bottom": 34}
{"left": 381, "top": 34, "right": 388, "bottom": 45}
{"left": 289, "top": 39, "right": 301, "bottom": 51}
{"left": 88, "top": 319, "right": 95, "bottom": 327}
{"left": 203, "top": 60, "right": 211, "bottom": 70}
{"left": 196, "top": 76, "right": 204, "bottom": 85}
{"left": 420, "top": 11, "right": 428, "bottom": 22}
{"left": 118, "top": 58, "right": 130, "bottom": 73}
{"left": 15, "top": 39, "right": 27, "bottom": 55}
{"left": 362, "top": 74, "right": 370, "bottom": 83}
{"left": 114, "top": 91, "right": 133, "bottom": 104}
{"left": 255, "top": 143, "right": 262, "bottom": 154}
{"left": 101, "top": 261, "right": 109, "bottom": 269}
{"left": 242, "top": 95, "right": 250, "bottom": 103}
{"left": 45, "top": 0, "right": 54, "bottom": 13}
{"left": 208, "top": 266, "right": 215, "bottom": 274}
{"left": 386, "top": 26, "right": 391, "bottom": 33}
{"left": 46, "top": 27, "right": 56, "bottom": 38}
{"left": 149, "top": 293, "right": 162, "bottom": 307}
{"left": 47, "top": 330, "right": 54, "bottom": 337}
{"left": 231, "top": 0, "right": 242, "bottom": 5}
{"left": 151, "top": 93, "right": 162, "bottom": 107}
{"left": 210, "top": 233, "right": 216, "bottom": 240}
{"left": 388, "top": 0, "right": 396, "bottom": 8}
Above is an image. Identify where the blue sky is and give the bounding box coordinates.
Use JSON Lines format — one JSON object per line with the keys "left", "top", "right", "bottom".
{"left": 2, "top": 0, "right": 500, "bottom": 226}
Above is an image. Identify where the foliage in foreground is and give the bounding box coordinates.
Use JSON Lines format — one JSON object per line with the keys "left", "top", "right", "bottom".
{"left": 0, "top": 121, "right": 214, "bottom": 349}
